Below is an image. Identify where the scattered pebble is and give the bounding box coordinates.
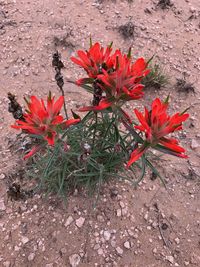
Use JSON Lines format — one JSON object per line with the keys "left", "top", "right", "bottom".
{"left": 123, "top": 241, "right": 131, "bottom": 249}
{"left": 0, "top": 199, "right": 6, "bottom": 211}
{"left": 116, "top": 247, "right": 123, "bottom": 255}
{"left": 165, "top": 255, "right": 174, "bottom": 264}
{"left": 21, "top": 236, "right": 29, "bottom": 244}
{"left": 75, "top": 217, "right": 85, "bottom": 228}
{"left": 65, "top": 216, "right": 74, "bottom": 227}
{"left": 103, "top": 230, "right": 111, "bottom": 241}
{"left": 191, "top": 139, "right": 199, "bottom": 149}
{"left": 28, "top": 253, "right": 35, "bottom": 261}
{"left": 69, "top": 254, "right": 81, "bottom": 267}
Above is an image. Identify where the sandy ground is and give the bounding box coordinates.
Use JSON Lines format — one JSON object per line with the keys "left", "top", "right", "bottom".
{"left": 0, "top": 0, "right": 200, "bottom": 266}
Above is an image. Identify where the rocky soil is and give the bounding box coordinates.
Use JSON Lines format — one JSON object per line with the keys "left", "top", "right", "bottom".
{"left": 0, "top": 0, "right": 200, "bottom": 266}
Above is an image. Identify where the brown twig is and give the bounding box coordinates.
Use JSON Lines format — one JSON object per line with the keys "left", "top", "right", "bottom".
{"left": 154, "top": 203, "right": 169, "bottom": 247}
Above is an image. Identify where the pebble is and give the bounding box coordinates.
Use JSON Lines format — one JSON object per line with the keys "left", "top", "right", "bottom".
{"left": 97, "top": 215, "right": 104, "bottom": 222}
{"left": 97, "top": 248, "right": 104, "bottom": 255}
{"left": 3, "top": 261, "right": 10, "bottom": 267}
{"left": 175, "top": 237, "right": 180, "bottom": 244}
{"left": 116, "top": 247, "right": 123, "bottom": 255}
{"left": 65, "top": 216, "right": 74, "bottom": 227}
{"left": 75, "top": 217, "right": 85, "bottom": 228}
{"left": 69, "top": 254, "right": 81, "bottom": 267}
{"left": 191, "top": 139, "right": 199, "bottom": 149}
{"left": 0, "top": 199, "right": 6, "bottom": 211}
{"left": 0, "top": 173, "right": 5, "bottom": 180}
{"left": 124, "top": 241, "right": 131, "bottom": 249}
{"left": 28, "top": 253, "right": 35, "bottom": 261}
{"left": 116, "top": 209, "right": 122, "bottom": 217}
{"left": 21, "top": 236, "right": 29, "bottom": 244}
{"left": 103, "top": 230, "right": 111, "bottom": 241}
{"left": 94, "top": 244, "right": 100, "bottom": 250}
{"left": 165, "top": 255, "right": 174, "bottom": 264}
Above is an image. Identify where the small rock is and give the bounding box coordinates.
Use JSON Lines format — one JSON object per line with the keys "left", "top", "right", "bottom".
{"left": 191, "top": 139, "right": 199, "bottom": 149}
{"left": 94, "top": 244, "right": 100, "bottom": 250}
{"left": 69, "top": 254, "right": 81, "bottom": 267}
{"left": 45, "top": 264, "right": 54, "bottom": 267}
{"left": 97, "top": 248, "right": 104, "bottom": 255}
{"left": 124, "top": 241, "right": 131, "bottom": 249}
{"left": 65, "top": 216, "right": 74, "bottom": 227}
{"left": 21, "top": 236, "right": 29, "bottom": 244}
{"left": 28, "top": 253, "right": 35, "bottom": 261}
{"left": 97, "top": 215, "right": 104, "bottom": 222}
{"left": 0, "top": 173, "right": 5, "bottom": 180}
{"left": 116, "top": 209, "right": 122, "bottom": 217}
{"left": 3, "top": 262, "right": 10, "bottom": 267}
{"left": 116, "top": 247, "right": 123, "bottom": 255}
{"left": 166, "top": 255, "right": 174, "bottom": 264}
{"left": 0, "top": 199, "right": 6, "bottom": 211}
{"left": 103, "top": 231, "right": 111, "bottom": 241}
{"left": 175, "top": 237, "right": 180, "bottom": 244}
{"left": 75, "top": 217, "right": 85, "bottom": 228}
{"left": 119, "top": 201, "right": 125, "bottom": 208}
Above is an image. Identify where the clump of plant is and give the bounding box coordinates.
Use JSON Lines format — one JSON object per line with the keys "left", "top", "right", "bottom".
{"left": 142, "top": 63, "right": 169, "bottom": 89}
{"left": 118, "top": 21, "right": 135, "bottom": 39}
{"left": 9, "top": 41, "right": 189, "bottom": 196}
{"left": 157, "top": 0, "right": 173, "bottom": 9}
{"left": 176, "top": 78, "right": 195, "bottom": 94}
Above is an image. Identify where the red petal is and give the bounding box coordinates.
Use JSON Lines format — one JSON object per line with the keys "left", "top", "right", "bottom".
{"left": 127, "top": 145, "right": 147, "bottom": 168}
{"left": 65, "top": 118, "right": 80, "bottom": 127}
{"left": 52, "top": 96, "right": 64, "bottom": 115}
{"left": 24, "top": 145, "right": 41, "bottom": 160}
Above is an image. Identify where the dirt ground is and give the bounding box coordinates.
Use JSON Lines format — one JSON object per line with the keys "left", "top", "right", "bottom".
{"left": 0, "top": 0, "right": 200, "bottom": 266}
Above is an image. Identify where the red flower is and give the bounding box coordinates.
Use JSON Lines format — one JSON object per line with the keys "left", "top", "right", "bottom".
{"left": 12, "top": 94, "right": 80, "bottom": 158}
{"left": 71, "top": 42, "right": 114, "bottom": 79}
{"left": 127, "top": 98, "right": 189, "bottom": 167}
{"left": 79, "top": 52, "right": 150, "bottom": 112}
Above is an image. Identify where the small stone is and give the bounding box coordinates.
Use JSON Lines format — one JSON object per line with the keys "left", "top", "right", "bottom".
{"left": 97, "top": 248, "right": 104, "bottom": 255}
{"left": 191, "top": 139, "right": 199, "bottom": 149}
{"left": 65, "top": 216, "right": 74, "bottom": 227}
{"left": 116, "top": 209, "right": 122, "bottom": 217}
{"left": 119, "top": 201, "right": 125, "bottom": 208}
{"left": 184, "top": 261, "right": 190, "bottom": 266}
{"left": 116, "top": 247, "right": 123, "bottom": 255}
{"left": 75, "top": 217, "right": 85, "bottom": 228}
{"left": 0, "top": 173, "right": 5, "bottom": 180}
{"left": 0, "top": 199, "right": 6, "bottom": 211}
{"left": 28, "top": 253, "right": 35, "bottom": 261}
{"left": 94, "top": 244, "right": 100, "bottom": 250}
{"left": 45, "top": 264, "right": 54, "bottom": 267}
{"left": 111, "top": 240, "right": 116, "bottom": 247}
{"left": 21, "top": 236, "right": 29, "bottom": 244}
{"left": 166, "top": 255, "right": 174, "bottom": 264}
{"left": 69, "top": 254, "right": 81, "bottom": 267}
{"left": 124, "top": 241, "right": 131, "bottom": 249}
{"left": 14, "top": 246, "right": 20, "bottom": 251}
{"left": 97, "top": 215, "right": 104, "bottom": 222}
{"left": 175, "top": 237, "right": 180, "bottom": 244}
{"left": 3, "top": 261, "right": 10, "bottom": 267}
{"left": 103, "top": 231, "right": 111, "bottom": 241}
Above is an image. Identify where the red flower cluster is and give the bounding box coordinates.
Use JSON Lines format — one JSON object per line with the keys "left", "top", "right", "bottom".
{"left": 12, "top": 94, "right": 80, "bottom": 159}
{"left": 71, "top": 42, "right": 114, "bottom": 79}
{"left": 127, "top": 98, "right": 189, "bottom": 167}
{"left": 71, "top": 42, "right": 150, "bottom": 111}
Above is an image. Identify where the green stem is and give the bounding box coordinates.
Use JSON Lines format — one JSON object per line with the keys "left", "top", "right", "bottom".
{"left": 92, "top": 112, "right": 98, "bottom": 147}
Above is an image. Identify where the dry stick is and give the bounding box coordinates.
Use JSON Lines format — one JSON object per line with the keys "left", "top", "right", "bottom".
{"left": 52, "top": 51, "right": 68, "bottom": 119}
{"left": 154, "top": 203, "right": 170, "bottom": 247}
